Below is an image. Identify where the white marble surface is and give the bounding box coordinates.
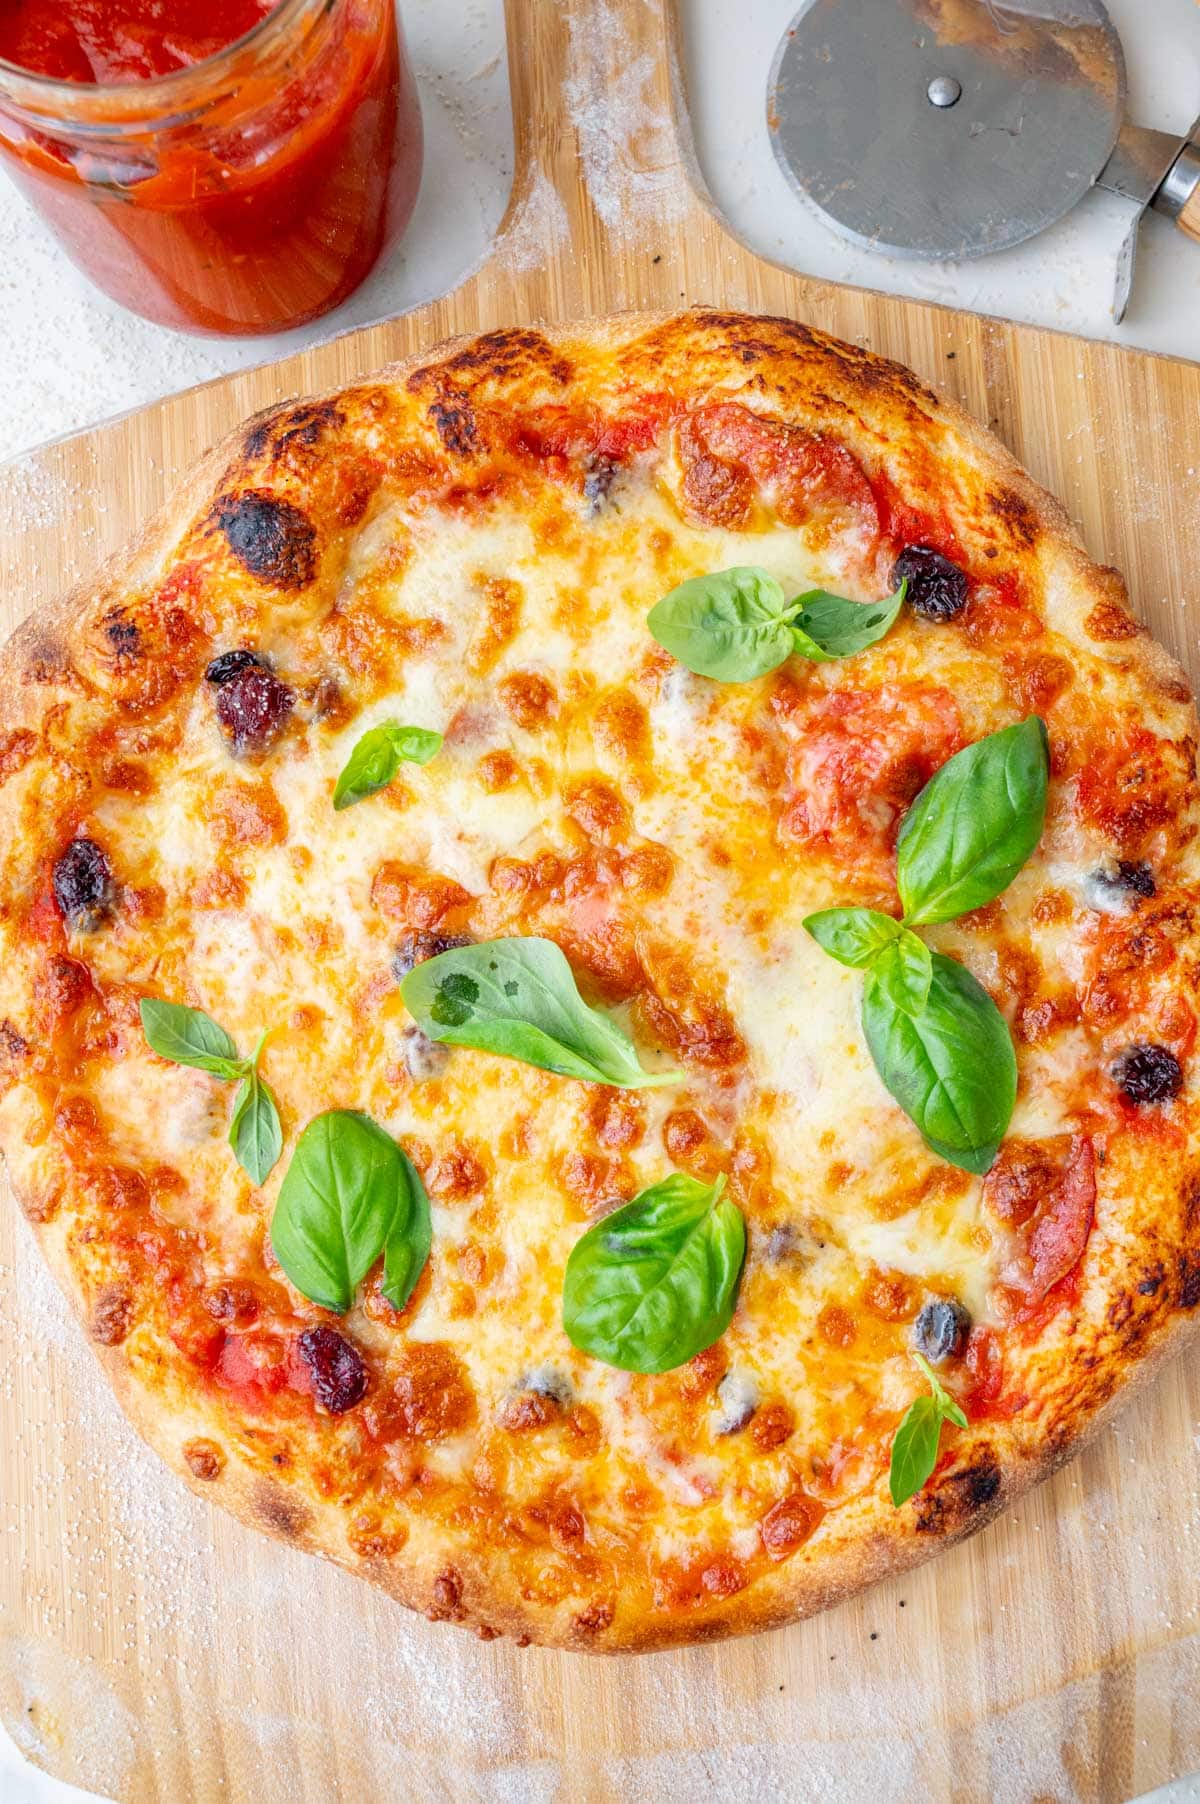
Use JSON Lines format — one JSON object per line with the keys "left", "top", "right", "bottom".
{"left": 1, "top": 0, "right": 1199, "bottom": 1798}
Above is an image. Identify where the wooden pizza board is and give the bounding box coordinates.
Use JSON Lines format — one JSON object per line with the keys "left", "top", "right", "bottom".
{"left": 2, "top": 2, "right": 1199, "bottom": 1798}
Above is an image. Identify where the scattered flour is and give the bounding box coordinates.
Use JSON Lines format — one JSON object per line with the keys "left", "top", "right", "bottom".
{"left": 562, "top": 0, "right": 688, "bottom": 240}
{"left": 495, "top": 163, "right": 570, "bottom": 275}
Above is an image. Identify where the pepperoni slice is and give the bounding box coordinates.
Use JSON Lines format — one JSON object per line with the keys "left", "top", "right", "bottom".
{"left": 986, "top": 1135, "right": 1096, "bottom": 1320}
{"left": 776, "top": 683, "right": 963, "bottom": 886}
{"left": 677, "top": 403, "right": 879, "bottom": 543}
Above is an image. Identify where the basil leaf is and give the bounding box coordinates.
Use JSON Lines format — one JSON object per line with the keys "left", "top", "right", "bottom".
{"left": 888, "top": 1395, "right": 942, "bottom": 1507}
{"left": 562, "top": 1173, "right": 745, "bottom": 1374}
{"left": 381, "top": 1157, "right": 432, "bottom": 1314}
{"left": 270, "top": 1110, "right": 430, "bottom": 1313}
{"left": 889, "top": 1352, "right": 968, "bottom": 1506}
{"left": 139, "top": 997, "right": 245, "bottom": 1080}
{"left": 897, "top": 717, "right": 1049, "bottom": 926}
{"left": 647, "top": 567, "right": 797, "bottom": 682}
{"left": 868, "top": 930, "right": 933, "bottom": 1014}
{"left": 803, "top": 907, "right": 902, "bottom": 969}
{"left": 229, "top": 1068, "right": 283, "bottom": 1186}
{"left": 401, "top": 937, "right": 679, "bottom": 1089}
{"left": 913, "top": 1350, "right": 969, "bottom": 1430}
{"left": 791, "top": 580, "right": 906, "bottom": 661}
{"left": 862, "top": 950, "right": 1016, "bottom": 1174}
{"left": 333, "top": 722, "right": 442, "bottom": 811}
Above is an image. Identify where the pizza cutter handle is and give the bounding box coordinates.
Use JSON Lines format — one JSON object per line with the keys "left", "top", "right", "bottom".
{"left": 1152, "top": 135, "right": 1200, "bottom": 243}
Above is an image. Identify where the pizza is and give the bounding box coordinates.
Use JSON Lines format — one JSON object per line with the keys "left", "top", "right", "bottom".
{"left": 1, "top": 309, "right": 1198, "bottom": 1653}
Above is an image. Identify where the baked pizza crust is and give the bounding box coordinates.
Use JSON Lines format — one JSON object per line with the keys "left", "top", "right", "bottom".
{"left": 2, "top": 308, "right": 1198, "bottom": 1652}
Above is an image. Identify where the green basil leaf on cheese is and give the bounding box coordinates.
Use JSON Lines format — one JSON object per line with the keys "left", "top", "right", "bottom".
{"left": 139, "top": 997, "right": 245, "bottom": 1081}
{"left": 229, "top": 1067, "right": 283, "bottom": 1187}
{"left": 562, "top": 1173, "right": 745, "bottom": 1374}
{"left": 867, "top": 930, "right": 934, "bottom": 1015}
{"left": 270, "top": 1110, "right": 430, "bottom": 1314}
{"left": 647, "top": 566, "right": 798, "bottom": 681}
{"left": 648, "top": 568, "right": 906, "bottom": 682}
{"left": 791, "top": 579, "right": 906, "bottom": 660}
{"left": 333, "top": 722, "right": 442, "bottom": 811}
{"left": 401, "top": 937, "right": 680, "bottom": 1089}
{"left": 862, "top": 950, "right": 1016, "bottom": 1175}
{"left": 803, "top": 907, "right": 903, "bottom": 969}
{"left": 897, "top": 717, "right": 1049, "bottom": 926}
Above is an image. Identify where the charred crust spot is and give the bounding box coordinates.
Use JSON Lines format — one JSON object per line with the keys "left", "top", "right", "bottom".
{"left": 1179, "top": 1255, "right": 1200, "bottom": 1310}
{"left": 243, "top": 400, "right": 345, "bottom": 462}
{"left": 410, "top": 328, "right": 569, "bottom": 391}
{"left": 986, "top": 487, "right": 1040, "bottom": 549}
{"left": 183, "top": 1438, "right": 225, "bottom": 1481}
{"left": 52, "top": 837, "right": 116, "bottom": 932}
{"left": 1137, "top": 1263, "right": 1166, "bottom": 1297}
{"left": 215, "top": 489, "right": 318, "bottom": 590}
{"left": 21, "top": 632, "right": 74, "bottom": 686}
{"left": 0, "top": 1020, "right": 29, "bottom": 1063}
{"left": 429, "top": 395, "right": 480, "bottom": 457}
{"left": 297, "top": 1325, "right": 368, "bottom": 1414}
{"left": 90, "top": 1282, "right": 133, "bottom": 1346}
{"left": 681, "top": 309, "right": 938, "bottom": 407}
{"left": 252, "top": 1478, "right": 310, "bottom": 1539}
{"left": 102, "top": 609, "right": 141, "bottom": 659}
{"left": 428, "top": 1568, "right": 465, "bottom": 1621}
{"left": 914, "top": 1458, "right": 1001, "bottom": 1533}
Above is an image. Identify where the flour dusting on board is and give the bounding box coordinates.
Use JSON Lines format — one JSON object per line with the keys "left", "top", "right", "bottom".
{"left": 563, "top": 0, "right": 687, "bottom": 238}
{"left": 496, "top": 162, "right": 569, "bottom": 274}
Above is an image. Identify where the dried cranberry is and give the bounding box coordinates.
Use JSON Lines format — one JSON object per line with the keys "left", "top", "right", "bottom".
{"left": 52, "top": 837, "right": 116, "bottom": 931}
{"left": 911, "top": 1298, "right": 971, "bottom": 1365}
{"left": 390, "top": 932, "right": 472, "bottom": 983}
{"left": 205, "top": 648, "right": 268, "bottom": 686}
{"left": 215, "top": 664, "right": 294, "bottom": 755}
{"left": 297, "top": 1326, "right": 367, "bottom": 1413}
{"left": 1112, "top": 1043, "right": 1183, "bottom": 1106}
{"left": 891, "top": 545, "right": 969, "bottom": 622}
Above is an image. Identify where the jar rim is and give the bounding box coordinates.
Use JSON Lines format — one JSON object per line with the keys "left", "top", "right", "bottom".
{"left": 0, "top": 0, "right": 330, "bottom": 122}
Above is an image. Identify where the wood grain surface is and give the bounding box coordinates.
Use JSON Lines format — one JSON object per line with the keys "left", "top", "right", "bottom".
{"left": 2, "top": 2, "right": 1200, "bottom": 1799}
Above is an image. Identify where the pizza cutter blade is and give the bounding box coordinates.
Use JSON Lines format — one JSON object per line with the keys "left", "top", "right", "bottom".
{"left": 767, "top": 0, "right": 1200, "bottom": 321}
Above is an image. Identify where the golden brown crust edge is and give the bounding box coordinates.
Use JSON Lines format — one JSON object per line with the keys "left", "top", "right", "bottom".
{"left": 4, "top": 306, "right": 1200, "bottom": 1653}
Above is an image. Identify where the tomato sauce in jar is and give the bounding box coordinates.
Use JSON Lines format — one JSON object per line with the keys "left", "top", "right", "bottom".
{"left": 0, "top": 0, "right": 423, "bottom": 334}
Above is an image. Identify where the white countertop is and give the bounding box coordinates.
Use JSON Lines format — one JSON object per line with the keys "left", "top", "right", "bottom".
{"left": 1, "top": 0, "right": 1198, "bottom": 1797}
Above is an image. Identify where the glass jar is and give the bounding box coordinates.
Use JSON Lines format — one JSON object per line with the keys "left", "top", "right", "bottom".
{"left": 0, "top": 0, "right": 423, "bottom": 336}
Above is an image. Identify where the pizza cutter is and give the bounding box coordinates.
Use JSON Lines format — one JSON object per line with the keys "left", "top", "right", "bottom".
{"left": 767, "top": 0, "right": 1200, "bottom": 322}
